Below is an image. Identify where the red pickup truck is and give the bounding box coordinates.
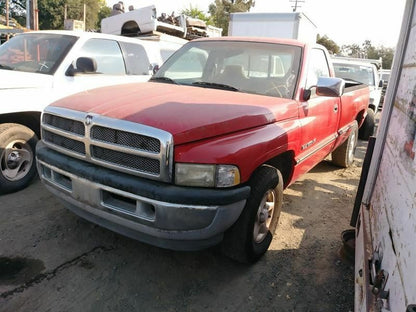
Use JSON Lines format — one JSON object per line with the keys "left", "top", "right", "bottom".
{"left": 36, "top": 37, "right": 369, "bottom": 263}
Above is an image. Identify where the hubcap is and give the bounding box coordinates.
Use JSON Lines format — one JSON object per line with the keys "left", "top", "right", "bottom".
{"left": 348, "top": 130, "right": 356, "bottom": 163}
{"left": 253, "top": 189, "right": 276, "bottom": 243}
{"left": 1, "top": 140, "right": 33, "bottom": 181}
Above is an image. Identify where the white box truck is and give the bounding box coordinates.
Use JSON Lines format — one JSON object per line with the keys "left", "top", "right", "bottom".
{"left": 228, "top": 12, "right": 317, "bottom": 43}
{"left": 352, "top": 0, "right": 416, "bottom": 310}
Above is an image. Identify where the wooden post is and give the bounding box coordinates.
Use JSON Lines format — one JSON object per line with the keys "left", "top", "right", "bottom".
{"left": 83, "top": 3, "right": 86, "bottom": 31}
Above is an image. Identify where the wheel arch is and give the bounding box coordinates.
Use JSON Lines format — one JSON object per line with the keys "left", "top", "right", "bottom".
{"left": 0, "top": 112, "right": 41, "bottom": 138}
{"left": 121, "top": 21, "right": 141, "bottom": 36}
{"left": 248, "top": 151, "right": 295, "bottom": 189}
{"left": 356, "top": 108, "right": 367, "bottom": 128}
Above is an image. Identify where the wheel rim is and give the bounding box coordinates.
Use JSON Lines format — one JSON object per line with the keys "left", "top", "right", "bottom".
{"left": 347, "top": 130, "right": 356, "bottom": 163}
{"left": 1, "top": 139, "right": 33, "bottom": 181}
{"left": 253, "top": 189, "right": 276, "bottom": 243}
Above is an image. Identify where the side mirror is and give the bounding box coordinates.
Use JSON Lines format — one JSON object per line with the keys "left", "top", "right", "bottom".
{"left": 65, "top": 57, "right": 97, "bottom": 76}
{"left": 378, "top": 79, "right": 383, "bottom": 88}
{"left": 303, "top": 77, "right": 345, "bottom": 101}
{"left": 149, "top": 63, "right": 160, "bottom": 75}
{"left": 316, "top": 77, "right": 345, "bottom": 97}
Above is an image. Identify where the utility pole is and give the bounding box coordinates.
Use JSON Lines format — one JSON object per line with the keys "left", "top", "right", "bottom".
{"left": 290, "top": 0, "right": 305, "bottom": 12}
{"left": 28, "top": 0, "right": 38, "bottom": 30}
{"left": 5, "top": 0, "right": 9, "bottom": 40}
{"left": 6, "top": 0, "right": 9, "bottom": 26}
{"left": 26, "top": 0, "right": 30, "bottom": 28}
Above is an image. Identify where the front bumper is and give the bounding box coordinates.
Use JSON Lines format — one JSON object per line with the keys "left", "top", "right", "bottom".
{"left": 36, "top": 142, "right": 250, "bottom": 250}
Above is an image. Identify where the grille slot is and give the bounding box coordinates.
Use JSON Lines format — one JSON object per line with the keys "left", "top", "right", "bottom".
{"left": 91, "top": 146, "right": 160, "bottom": 174}
{"left": 91, "top": 125, "right": 160, "bottom": 153}
{"left": 43, "top": 130, "right": 86, "bottom": 155}
{"left": 43, "top": 113, "right": 85, "bottom": 135}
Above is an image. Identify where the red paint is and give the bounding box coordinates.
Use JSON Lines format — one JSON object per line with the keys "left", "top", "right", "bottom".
{"left": 49, "top": 38, "right": 369, "bottom": 186}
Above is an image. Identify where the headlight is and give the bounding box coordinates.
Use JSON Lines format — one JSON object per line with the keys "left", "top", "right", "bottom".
{"left": 175, "top": 164, "right": 240, "bottom": 188}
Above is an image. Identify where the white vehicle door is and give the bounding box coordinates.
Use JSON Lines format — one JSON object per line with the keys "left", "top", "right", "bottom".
{"left": 57, "top": 38, "right": 152, "bottom": 97}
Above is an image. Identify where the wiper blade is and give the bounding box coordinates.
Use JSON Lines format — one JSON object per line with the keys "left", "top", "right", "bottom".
{"left": 150, "top": 76, "right": 178, "bottom": 84}
{"left": 192, "top": 81, "right": 239, "bottom": 91}
{"left": 341, "top": 78, "right": 363, "bottom": 84}
{"left": 0, "top": 64, "right": 13, "bottom": 70}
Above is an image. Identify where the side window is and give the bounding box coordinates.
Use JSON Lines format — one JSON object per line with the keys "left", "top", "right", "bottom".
{"left": 77, "top": 39, "right": 125, "bottom": 75}
{"left": 306, "top": 48, "right": 330, "bottom": 89}
{"left": 119, "top": 42, "right": 150, "bottom": 75}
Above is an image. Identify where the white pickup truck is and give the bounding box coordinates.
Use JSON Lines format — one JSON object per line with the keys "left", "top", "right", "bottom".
{"left": 332, "top": 58, "right": 383, "bottom": 140}
{"left": 0, "top": 30, "right": 183, "bottom": 194}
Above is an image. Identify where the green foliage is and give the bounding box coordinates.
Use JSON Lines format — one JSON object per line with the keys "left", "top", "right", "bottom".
{"left": 1, "top": 0, "right": 27, "bottom": 26}
{"left": 317, "top": 34, "right": 340, "bottom": 54}
{"left": 340, "top": 40, "right": 395, "bottom": 69}
{"left": 181, "top": 4, "right": 212, "bottom": 24}
{"left": 96, "top": 5, "right": 111, "bottom": 30}
{"left": 208, "top": 0, "right": 254, "bottom": 36}
{"left": 38, "top": 0, "right": 108, "bottom": 30}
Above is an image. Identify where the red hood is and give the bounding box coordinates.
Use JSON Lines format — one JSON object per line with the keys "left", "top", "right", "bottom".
{"left": 51, "top": 82, "right": 298, "bottom": 145}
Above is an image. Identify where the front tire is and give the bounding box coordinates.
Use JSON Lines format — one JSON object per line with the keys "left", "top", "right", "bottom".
{"left": 0, "top": 123, "right": 39, "bottom": 194}
{"left": 221, "top": 166, "right": 284, "bottom": 263}
{"left": 332, "top": 121, "right": 358, "bottom": 168}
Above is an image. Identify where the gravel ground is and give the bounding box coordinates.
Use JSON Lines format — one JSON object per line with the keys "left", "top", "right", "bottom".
{"left": 0, "top": 140, "right": 368, "bottom": 312}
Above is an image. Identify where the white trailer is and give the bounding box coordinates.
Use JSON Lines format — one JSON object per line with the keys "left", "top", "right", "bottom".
{"left": 228, "top": 12, "right": 317, "bottom": 43}
{"left": 353, "top": 0, "right": 416, "bottom": 311}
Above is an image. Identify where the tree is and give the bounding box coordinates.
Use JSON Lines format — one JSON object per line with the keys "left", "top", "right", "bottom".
{"left": 1, "top": 0, "right": 27, "bottom": 26}
{"left": 340, "top": 43, "right": 363, "bottom": 58}
{"left": 208, "top": 0, "right": 254, "bottom": 36}
{"left": 317, "top": 34, "right": 340, "bottom": 55}
{"left": 38, "top": 0, "right": 108, "bottom": 30}
{"left": 96, "top": 4, "right": 111, "bottom": 30}
{"left": 340, "top": 40, "right": 395, "bottom": 69}
{"left": 181, "top": 4, "right": 212, "bottom": 24}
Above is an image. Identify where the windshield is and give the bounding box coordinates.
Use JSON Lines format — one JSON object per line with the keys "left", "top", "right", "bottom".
{"left": 333, "top": 63, "right": 375, "bottom": 86}
{"left": 0, "top": 33, "right": 78, "bottom": 75}
{"left": 153, "top": 40, "right": 302, "bottom": 99}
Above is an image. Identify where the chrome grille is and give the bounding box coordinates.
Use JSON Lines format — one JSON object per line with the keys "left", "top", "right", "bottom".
{"left": 42, "top": 113, "right": 85, "bottom": 135}
{"left": 91, "top": 125, "right": 160, "bottom": 153}
{"left": 43, "top": 129, "right": 86, "bottom": 155}
{"left": 91, "top": 146, "right": 160, "bottom": 174}
{"left": 41, "top": 107, "right": 173, "bottom": 182}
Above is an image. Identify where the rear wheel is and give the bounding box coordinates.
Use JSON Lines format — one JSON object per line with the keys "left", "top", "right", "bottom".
{"left": 332, "top": 121, "right": 358, "bottom": 168}
{"left": 359, "top": 108, "right": 375, "bottom": 140}
{"left": 221, "top": 166, "right": 283, "bottom": 263}
{"left": 0, "top": 123, "right": 39, "bottom": 194}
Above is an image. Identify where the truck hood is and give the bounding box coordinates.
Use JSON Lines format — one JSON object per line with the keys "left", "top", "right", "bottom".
{"left": 51, "top": 82, "right": 298, "bottom": 145}
{"left": 0, "top": 69, "right": 54, "bottom": 90}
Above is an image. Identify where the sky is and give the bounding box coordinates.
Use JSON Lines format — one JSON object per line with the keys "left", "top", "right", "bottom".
{"left": 107, "top": 0, "right": 407, "bottom": 48}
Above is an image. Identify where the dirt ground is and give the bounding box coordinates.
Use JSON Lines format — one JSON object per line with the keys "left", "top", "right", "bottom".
{"left": 0, "top": 140, "right": 368, "bottom": 312}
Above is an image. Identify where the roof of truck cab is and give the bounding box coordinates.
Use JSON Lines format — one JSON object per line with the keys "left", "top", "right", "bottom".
{"left": 192, "top": 36, "right": 307, "bottom": 47}
{"left": 16, "top": 30, "right": 150, "bottom": 44}
{"left": 190, "top": 36, "right": 329, "bottom": 52}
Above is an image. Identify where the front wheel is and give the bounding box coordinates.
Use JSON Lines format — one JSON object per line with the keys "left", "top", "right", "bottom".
{"left": 0, "top": 123, "right": 39, "bottom": 194}
{"left": 221, "top": 166, "right": 284, "bottom": 263}
{"left": 332, "top": 121, "right": 358, "bottom": 168}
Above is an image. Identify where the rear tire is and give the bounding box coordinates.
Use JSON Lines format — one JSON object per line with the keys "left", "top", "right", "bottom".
{"left": 221, "top": 166, "right": 283, "bottom": 263}
{"left": 359, "top": 108, "right": 375, "bottom": 140}
{"left": 0, "top": 123, "right": 39, "bottom": 194}
{"left": 332, "top": 121, "right": 358, "bottom": 168}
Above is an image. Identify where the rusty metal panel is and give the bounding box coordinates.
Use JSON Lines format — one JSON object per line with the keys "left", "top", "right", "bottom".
{"left": 355, "top": 1, "right": 416, "bottom": 310}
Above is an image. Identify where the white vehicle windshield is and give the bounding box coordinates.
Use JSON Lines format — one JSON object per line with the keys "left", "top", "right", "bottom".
{"left": 0, "top": 33, "right": 78, "bottom": 75}
{"left": 333, "top": 63, "right": 375, "bottom": 86}
{"left": 152, "top": 40, "right": 302, "bottom": 99}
